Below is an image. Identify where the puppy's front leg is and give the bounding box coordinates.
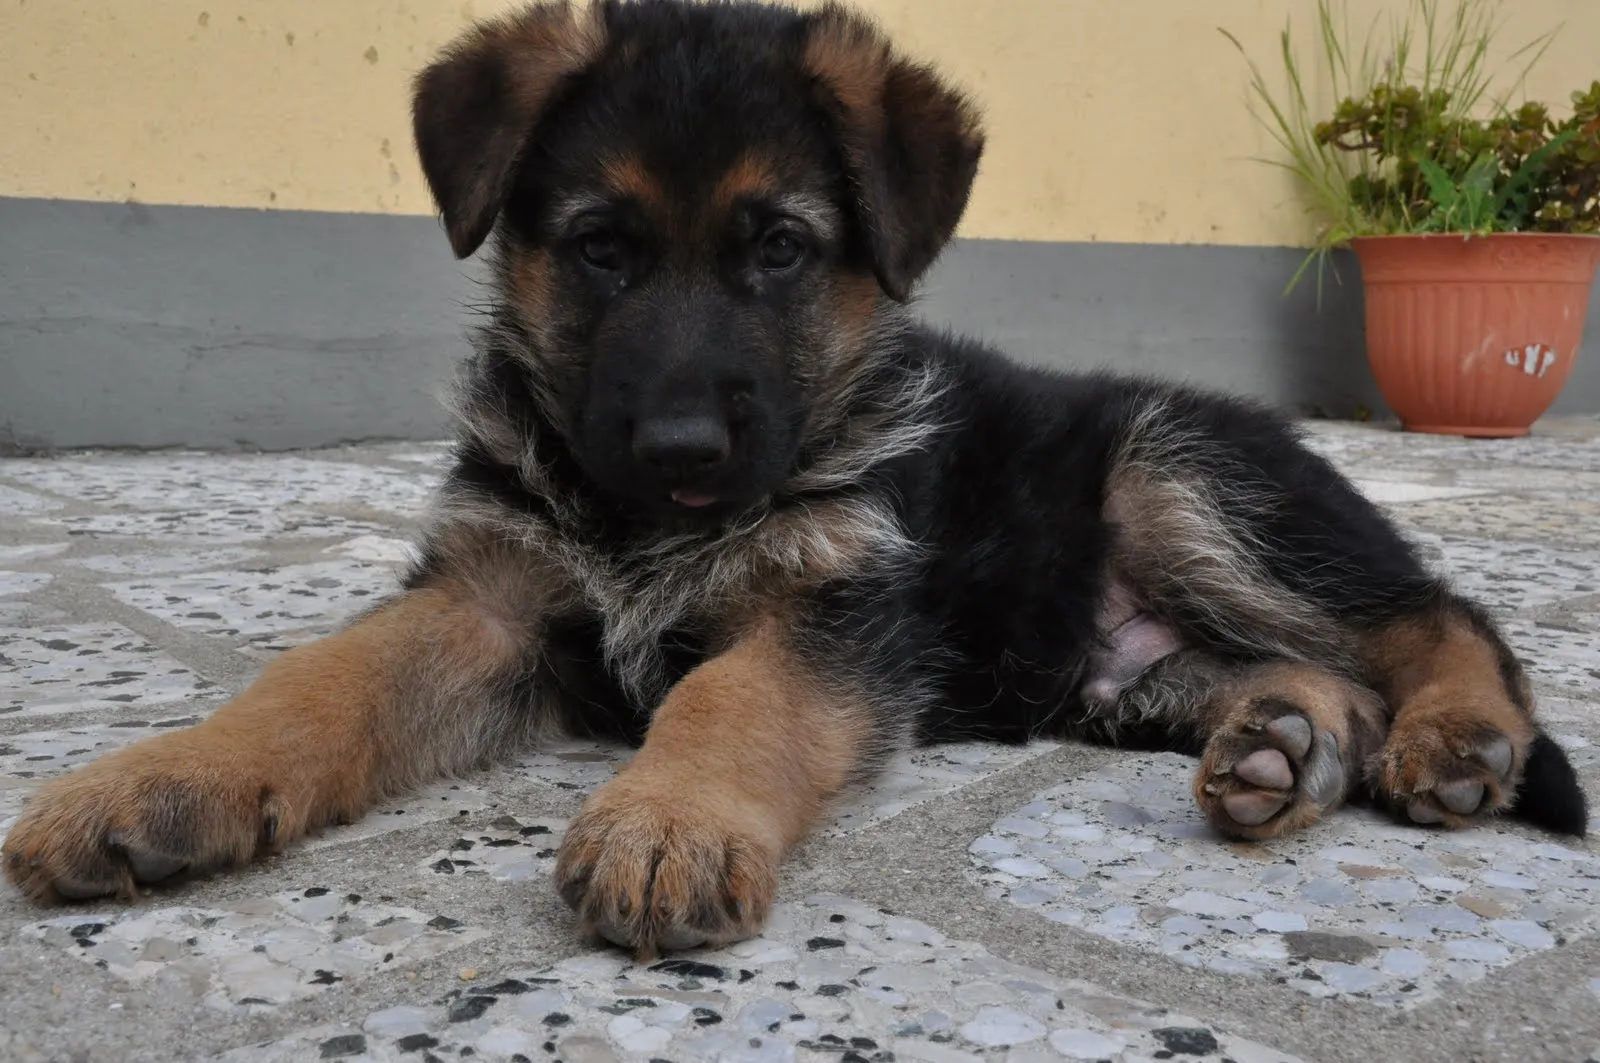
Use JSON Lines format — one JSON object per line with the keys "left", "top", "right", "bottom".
{"left": 555, "top": 617, "right": 875, "bottom": 956}
{"left": 4, "top": 551, "right": 548, "bottom": 903}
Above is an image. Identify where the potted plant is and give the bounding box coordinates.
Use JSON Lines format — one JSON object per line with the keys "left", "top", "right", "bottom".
{"left": 1225, "top": 0, "right": 1600, "bottom": 437}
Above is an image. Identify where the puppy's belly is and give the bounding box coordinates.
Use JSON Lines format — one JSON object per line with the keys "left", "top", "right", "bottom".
{"left": 1080, "top": 577, "right": 1185, "bottom": 709}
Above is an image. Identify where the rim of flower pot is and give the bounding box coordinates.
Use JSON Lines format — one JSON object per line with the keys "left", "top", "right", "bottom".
{"left": 1349, "top": 231, "right": 1600, "bottom": 246}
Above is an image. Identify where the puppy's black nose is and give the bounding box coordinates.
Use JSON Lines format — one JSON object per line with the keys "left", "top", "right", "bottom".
{"left": 632, "top": 415, "right": 731, "bottom": 471}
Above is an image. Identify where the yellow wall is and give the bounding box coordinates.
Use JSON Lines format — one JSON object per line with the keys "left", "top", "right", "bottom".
{"left": 3, "top": 1, "right": 1595, "bottom": 247}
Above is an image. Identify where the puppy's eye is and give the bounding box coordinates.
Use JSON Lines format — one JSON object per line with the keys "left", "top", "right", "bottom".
{"left": 578, "top": 230, "right": 622, "bottom": 271}
{"left": 757, "top": 229, "right": 806, "bottom": 272}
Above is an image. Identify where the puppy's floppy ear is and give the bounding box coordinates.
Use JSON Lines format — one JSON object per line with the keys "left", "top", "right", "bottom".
{"left": 412, "top": 1, "right": 605, "bottom": 258}
{"left": 802, "top": 4, "right": 985, "bottom": 301}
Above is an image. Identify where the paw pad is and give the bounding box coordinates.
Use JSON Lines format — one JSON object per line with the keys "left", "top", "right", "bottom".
{"left": 1196, "top": 704, "right": 1347, "bottom": 839}
{"left": 1379, "top": 721, "right": 1528, "bottom": 830}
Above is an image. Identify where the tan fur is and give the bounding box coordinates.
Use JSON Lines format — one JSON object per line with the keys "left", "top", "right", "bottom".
{"left": 492, "top": 2, "right": 607, "bottom": 113}
{"left": 789, "top": 271, "right": 891, "bottom": 435}
{"left": 1359, "top": 609, "right": 1530, "bottom": 715}
{"left": 802, "top": 4, "right": 890, "bottom": 133}
{"left": 712, "top": 152, "right": 779, "bottom": 210}
{"left": 1360, "top": 609, "right": 1535, "bottom": 826}
{"left": 829, "top": 273, "right": 883, "bottom": 343}
{"left": 554, "top": 616, "right": 874, "bottom": 957}
{"left": 602, "top": 154, "right": 667, "bottom": 209}
{"left": 804, "top": 272, "right": 885, "bottom": 393}
{"left": 507, "top": 247, "right": 559, "bottom": 348}
{"left": 2, "top": 531, "right": 557, "bottom": 903}
{"left": 1193, "top": 661, "right": 1387, "bottom": 841}
{"left": 1106, "top": 404, "right": 1350, "bottom": 667}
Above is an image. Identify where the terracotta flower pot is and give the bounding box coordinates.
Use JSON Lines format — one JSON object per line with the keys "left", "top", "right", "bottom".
{"left": 1351, "top": 232, "right": 1600, "bottom": 437}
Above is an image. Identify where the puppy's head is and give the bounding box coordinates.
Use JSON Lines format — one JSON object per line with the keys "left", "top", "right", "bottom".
{"left": 414, "top": 0, "right": 983, "bottom": 523}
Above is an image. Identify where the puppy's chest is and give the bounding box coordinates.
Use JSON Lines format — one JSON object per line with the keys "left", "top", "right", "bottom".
{"left": 576, "top": 548, "right": 735, "bottom": 644}
{"left": 534, "top": 492, "right": 912, "bottom": 702}
{"left": 549, "top": 534, "right": 761, "bottom": 703}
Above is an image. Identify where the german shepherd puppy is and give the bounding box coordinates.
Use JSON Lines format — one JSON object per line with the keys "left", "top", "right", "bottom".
{"left": 4, "top": 0, "right": 1586, "bottom": 956}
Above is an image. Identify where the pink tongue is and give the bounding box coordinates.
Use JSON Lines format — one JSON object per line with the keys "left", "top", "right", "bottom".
{"left": 671, "top": 490, "right": 718, "bottom": 508}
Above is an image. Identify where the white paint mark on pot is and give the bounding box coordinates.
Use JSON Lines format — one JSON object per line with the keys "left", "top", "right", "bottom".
{"left": 1504, "top": 344, "right": 1558, "bottom": 378}
{"left": 1462, "top": 332, "right": 1498, "bottom": 372}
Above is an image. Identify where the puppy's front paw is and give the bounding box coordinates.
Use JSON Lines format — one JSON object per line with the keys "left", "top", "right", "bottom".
{"left": 3, "top": 736, "right": 281, "bottom": 903}
{"left": 553, "top": 771, "right": 780, "bottom": 958}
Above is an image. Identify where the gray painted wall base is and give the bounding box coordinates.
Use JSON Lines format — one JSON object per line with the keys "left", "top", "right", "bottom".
{"left": 1, "top": 197, "right": 475, "bottom": 452}
{"left": 3, "top": 196, "right": 1598, "bottom": 451}
{"left": 915, "top": 239, "right": 1391, "bottom": 418}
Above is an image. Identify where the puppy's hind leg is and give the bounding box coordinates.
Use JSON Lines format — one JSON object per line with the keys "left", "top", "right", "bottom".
{"left": 1102, "top": 651, "right": 1386, "bottom": 840}
{"left": 1188, "top": 660, "right": 1387, "bottom": 839}
{"left": 1098, "top": 400, "right": 1392, "bottom": 838}
{"left": 1101, "top": 390, "right": 1586, "bottom": 837}
{"left": 1359, "top": 587, "right": 1586, "bottom": 835}
{"left": 3, "top": 534, "right": 555, "bottom": 903}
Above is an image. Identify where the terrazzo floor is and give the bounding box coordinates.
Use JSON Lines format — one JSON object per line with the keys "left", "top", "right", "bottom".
{"left": 1, "top": 420, "right": 1598, "bottom": 1063}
